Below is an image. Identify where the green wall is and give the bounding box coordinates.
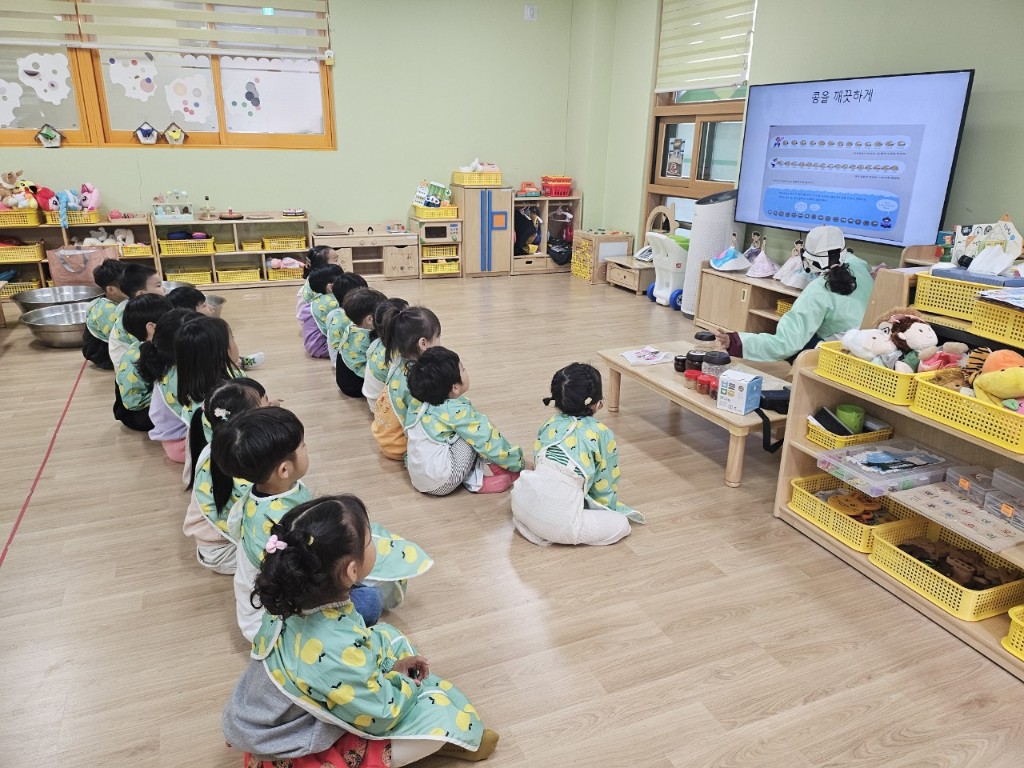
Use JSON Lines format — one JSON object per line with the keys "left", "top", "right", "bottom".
{"left": 749, "top": 0, "right": 1024, "bottom": 265}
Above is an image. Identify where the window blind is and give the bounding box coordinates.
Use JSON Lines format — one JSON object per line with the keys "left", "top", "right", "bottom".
{"left": 0, "top": 2, "right": 81, "bottom": 47}
{"left": 75, "top": 0, "right": 330, "bottom": 57}
{"left": 656, "top": 0, "right": 756, "bottom": 93}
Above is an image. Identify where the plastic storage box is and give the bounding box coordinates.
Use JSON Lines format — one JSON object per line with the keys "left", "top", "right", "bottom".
{"left": 945, "top": 466, "right": 995, "bottom": 507}
{"left": 983, "top": 491, "right": 1024, "bottom": 531}
{"left": 993, "top": 467, "right": 1024, "bottom": 499}
{"left": 816, "top": 439, "right": 954, "bottom": 498}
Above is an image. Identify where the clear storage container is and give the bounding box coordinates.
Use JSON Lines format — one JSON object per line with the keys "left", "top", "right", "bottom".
{"left": 993, "top": 467, "right": 1024, "bottom": 500}
{"left": 983, "top": 490, "right": 1024, "bottom": 531}
{"left": 816, "top": 439, "right": 954, "bottom": 498}
{"left": 945, "top": 466, "right": 995, "bottom": 507}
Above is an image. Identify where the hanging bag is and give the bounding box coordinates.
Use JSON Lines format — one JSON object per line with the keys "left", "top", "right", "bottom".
{"left": 46, "top": 245, "right": 119, "bottom": 288}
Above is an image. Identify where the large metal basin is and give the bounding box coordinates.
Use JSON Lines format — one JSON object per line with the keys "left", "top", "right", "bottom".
{"left": 20, "top": 301, "right": 91, "bottom": 348}
{"left": 205, "top": 294, "right": 226, "bottom": 317}
{"left": 10, "top": 285, "right": 102, "bottom": 313}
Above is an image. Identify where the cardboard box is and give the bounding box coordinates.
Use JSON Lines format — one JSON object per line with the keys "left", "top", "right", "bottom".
{"left": 717, "top": 370, "right": 762, "bottom": 415}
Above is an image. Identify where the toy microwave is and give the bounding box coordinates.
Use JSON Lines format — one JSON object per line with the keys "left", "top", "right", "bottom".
{"left": 408, "top": 218, "right": 461, "bottom": 244}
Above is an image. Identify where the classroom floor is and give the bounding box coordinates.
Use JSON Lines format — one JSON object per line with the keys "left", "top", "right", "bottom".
{"left": 2, "top": 274, "right": 1022, "bottom": 767}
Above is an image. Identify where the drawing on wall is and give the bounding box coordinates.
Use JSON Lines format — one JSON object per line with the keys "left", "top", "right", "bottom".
{"left": 108, "top": 52, "right": 158, "bottom": 101}
{"left": 0, "top": 79, "right": 24, "bottom": 127}
{"left": 16, "top": 52, "right": 72, "bottom": 105}
{"left": 165, "top": 74, "right": 213, "bottom": 123}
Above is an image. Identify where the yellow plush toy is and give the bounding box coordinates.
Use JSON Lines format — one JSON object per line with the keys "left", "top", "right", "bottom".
{"left": 972, "top": 350, "right": 1024, "bottom": 406}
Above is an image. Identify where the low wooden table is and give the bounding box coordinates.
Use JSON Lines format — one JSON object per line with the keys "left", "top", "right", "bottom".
{"left": 597, "top": 341, "right": 789, "bottom": 487}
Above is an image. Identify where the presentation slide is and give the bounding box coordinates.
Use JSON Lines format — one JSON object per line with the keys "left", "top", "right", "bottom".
{"left": 736, "top": 72, "right": 972, "bottom": 247}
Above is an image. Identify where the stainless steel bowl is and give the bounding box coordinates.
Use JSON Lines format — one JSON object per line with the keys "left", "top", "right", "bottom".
{"left": 10, "top": 285, "right": 102, "bottom": 313}
{"left": 206, "top": 294, "right": 226, "bottom": 318}
{"left": 20, "top": 301, "right": 91, "bottom": 348}
{"left": 162, "top": 280, "right": 194, "bottom": 293}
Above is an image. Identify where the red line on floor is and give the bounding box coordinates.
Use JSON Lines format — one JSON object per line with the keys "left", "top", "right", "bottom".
{"left": 0, "top": 359, "right": 88, "bottom": 569}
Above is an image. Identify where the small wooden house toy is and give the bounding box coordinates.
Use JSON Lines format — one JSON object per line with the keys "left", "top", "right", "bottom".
{"left": 164, "top": 122, "right": 187, "bottom": 145}
{"left": 35, "top": 123, "right": 64, "bottom": 148}
{"left": 135, "top": 122, "right": 159, "bottom": 144}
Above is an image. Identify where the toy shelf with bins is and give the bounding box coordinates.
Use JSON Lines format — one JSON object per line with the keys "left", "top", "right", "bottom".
{"left": 694, "top": 264, "right": 803, "bottom": 333}
{"left": 774, "top": 346, "right": 1024, "bottom": 681}
{"left": 511, "top": 194, "right": 582, "bottom": 276}
{"left": 153, "top": 212, "right": 310, "bottom": 287}
{"left": 408, "top": 217, "right": 461, "bottom": 280}
{"left": 0, "top": 214, "right": 153, "bottom": 298}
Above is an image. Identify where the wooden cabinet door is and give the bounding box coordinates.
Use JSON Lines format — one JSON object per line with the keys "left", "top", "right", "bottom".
{"left": 696, "top": 272, "right": 751, "bottom": 332}
{"left": 383, "top": 245, "right": 417, "bottom": 279}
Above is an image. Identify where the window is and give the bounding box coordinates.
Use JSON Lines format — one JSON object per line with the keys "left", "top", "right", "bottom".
{"left": 0, "top": 1, "right": 334, "bottom": 149}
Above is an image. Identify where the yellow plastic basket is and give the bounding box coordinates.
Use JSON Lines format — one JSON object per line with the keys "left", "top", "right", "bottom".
{"left": 268, "top": 267, "right": 304, "bottom": 281}
{"left": 422, "top": 244, "right": 457, "bottom": 260}
{"left": 164, "top": 270, "right": 211, "bottom": 285}
{"left": 869, "top": 518, "right": 1024, "bottom": 621}
{"left": 776, "top": 299, "right": 793, "bottom": 315}
{"left": 241, "top": 240, "right": 262, "bottom": 251}
{"left": 216, "top": 269, "right": 261, "bottom": 283}
{"left": 913, "top": 273, "right": 987, "bottom": 320}
{"left": 0, "top": 242, "right": 44, "bottom": 262}
{"left": 971, "top": 301, "right": 1024, "bottom": 346}
{"left": 910, "top": 371, "right": 1024, "bottom": 453}
{"left": 262, "top": 236, "right": 307, "bottom": 251}
{"left": 1002, "top": 606, "right": 1024, "bottom": 661}
{"left": 214, "top": 243, "right": 235, "bottom": 253}
{"left": 159, "top": 239, "right": 215, "bottom": 256}
{"left": 412, "top": 205, "right": 459, "bottom": 220}
{"left": 451, "top": 171, "right": 502, "bottom": 186}
{"left": 44, "top": 210, "right": 100, "bottom": 226}
{"left": 0, "top": 279, "right": 42, "bottom": 298}
{"left": 0, "top": 209, "right": 42, "bottom": 227}
{"left": 422, "top": 260, "right": 460, "bottom": 275}
{"left": 815, "top": 341, "right": 919, "bottom": 405}
{"left": 119, "top": 243, "right": 153, "bottom": 258}
{"left": 788, "top": 474, "right": 921, "bottom": 553}
{"left": 805, "top": 421, "right": 893, "bottom": 450}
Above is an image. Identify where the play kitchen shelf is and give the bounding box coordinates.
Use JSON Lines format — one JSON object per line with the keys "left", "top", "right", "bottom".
{"left": 312, "top": 220, "right": 419, "bottom": 280}
{"left": 774, "top": 346, "right": 1024, "bottom": 681}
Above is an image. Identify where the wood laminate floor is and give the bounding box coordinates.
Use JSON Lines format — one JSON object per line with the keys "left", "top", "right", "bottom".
{"left": 1, "top": 275, "right": 1021, "bottom": 767}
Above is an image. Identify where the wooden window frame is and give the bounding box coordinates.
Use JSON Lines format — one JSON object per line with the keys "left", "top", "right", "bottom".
{"left": 0, "top": 47, "right": 335, "bottom": 150}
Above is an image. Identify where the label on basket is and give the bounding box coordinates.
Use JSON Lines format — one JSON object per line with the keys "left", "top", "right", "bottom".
{"left": 1001, "top": 502, "right": 1016, "bottom": 518}
{"left": 959, "top": 477, "right": 971, "bottom": 491}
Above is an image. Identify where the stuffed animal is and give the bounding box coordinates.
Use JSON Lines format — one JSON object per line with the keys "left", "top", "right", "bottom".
{"left": 34, "top": 186, "right": 56, "bottom": 212}
{"left": 7, "top": 180, "right": 38, "bottom": 210}
{"left": 79, "top": 183, "right": 101, "bottom": 211}
{"left": 918, "top": 342, "right": 970, "bottom": 371}
{"left": 113, "top": 228, "right": 135, "bottom": 245}
{"left": 0, "top": 169, "right": 22, "bottom": 207}
{"left": 972, "top": 350, "right": 1024, "bottom": 406}
{"left": 841, "top": 327, "right": 901, "bottom": 369}
{"left": 80, "top": 227, "right": 116, "bottom": 246}
{"left": 876, "top": 310, "right": 938, "bottom": 372}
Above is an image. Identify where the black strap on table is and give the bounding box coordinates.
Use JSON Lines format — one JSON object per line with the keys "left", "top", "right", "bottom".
{"left": 755, "top": 408, "right": 784, "bottom": 453}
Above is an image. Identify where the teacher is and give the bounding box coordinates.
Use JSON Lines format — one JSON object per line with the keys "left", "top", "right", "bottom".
{"left": 716, "top": 225, "right": 874, "bottom": 362}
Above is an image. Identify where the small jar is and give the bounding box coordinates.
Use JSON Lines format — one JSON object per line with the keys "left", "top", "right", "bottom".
{"left": 696, "top": 374, "right": 713, "bottom": 396}
{"left": 694, "top": 331, "right": 718, "bottom": 353}
{"left": 683, "top": 369, "right": 702, "bottom": 389}
{"left": 702, "top": 351, "right": 732, "bottom": 378}
{"left": 685, "top": 350, "right": 706, "bottom": 371}
{"left": 674, "top": 354, "right": 687, "bottom": 373}
{"left": 709, "top": 376, "right": 719, "bottom": 400}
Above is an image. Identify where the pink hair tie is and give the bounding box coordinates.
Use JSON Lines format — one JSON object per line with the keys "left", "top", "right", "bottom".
{"left": 265, "top": 535, "right": 288, "bottom": 554}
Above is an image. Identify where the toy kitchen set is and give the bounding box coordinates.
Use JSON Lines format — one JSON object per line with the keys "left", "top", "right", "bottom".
{"left": 312, "top": 219, "right": 420, "bottom": 279}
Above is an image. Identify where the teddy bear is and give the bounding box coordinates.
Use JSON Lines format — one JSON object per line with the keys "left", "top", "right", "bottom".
{"left": 6, "top": 180, "right": 38, "bottom": 209}
{"left": 0, "top": 169, "right": 22, "bottom": 207}
{"left": 841, "top": 327, "right": 901, "bottom": 369}
{"left": 79, "top": 183, "right": 101, "bottom": 211}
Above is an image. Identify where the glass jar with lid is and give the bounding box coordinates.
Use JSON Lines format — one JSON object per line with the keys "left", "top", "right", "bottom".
{"left": 694, "top": 331, "right": 718, "bottom": 353}
{"left": 701, "top": 351, "right": 732, "bottom": 378}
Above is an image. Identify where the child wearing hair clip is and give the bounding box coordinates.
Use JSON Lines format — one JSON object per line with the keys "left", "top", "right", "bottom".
{"left": 222, "top": 495, "right": 497, "bottom": 767}
{"left": 182, "top": 378, "right": 269, "bottom": 574}
{"left": 511, "top": 362, "right": 645, "bottom": 546}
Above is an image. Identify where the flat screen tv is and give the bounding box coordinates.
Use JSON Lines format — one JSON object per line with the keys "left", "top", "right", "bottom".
{"left": 735, "top": 70, "right": 974, "bottom": 247}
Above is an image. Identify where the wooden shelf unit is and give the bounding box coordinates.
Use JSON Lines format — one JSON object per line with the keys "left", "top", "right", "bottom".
{"left": 694, "top": 264, "right": 802, "bottom": 334}
{"left": 511, "top": 194, "right": 581, "bottom": 276}
{"left": 775, "top": 347, "right": 1024, "bottom": 681}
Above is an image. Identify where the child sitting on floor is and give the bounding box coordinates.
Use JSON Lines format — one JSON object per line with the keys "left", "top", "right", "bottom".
{"left": 109, "top": 263, "right": 165, "bottom": 367}
{"left": 221, "top": 495, "right": 496, "bottom": 767}
{"left": 335, "top": 287, "right": 386, "bottom": 399}
{"left": 168, "top": 285, "right": 265, "bottom": 370}
{"left": 114, "top": 293, "right": 173, "bottom": 432}
{"left": 298, "top": 264, "right": 343, "bottom": 359}
{"left": 510, "top": 362, "right": 645, "bottom": 547}
{"left": 406, "top": 346, "right": 525, "bottom": 495}
{"left": 362, "top": 297, "right": 408, "bottom": 414}
{"left": 296, "top": 245, "right": 339, "bottom": 317}
{"left": 324, "top": 272, "right": 369, "bottom": 366}
{"left": 183, "top": 378, "right": 268, "bottom": 574}
{"left": 82, "top": 258, "right": 125, "bottom": 370}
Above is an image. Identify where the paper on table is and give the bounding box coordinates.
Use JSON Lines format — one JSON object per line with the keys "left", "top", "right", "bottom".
{"left": 621, "top": 346, "right": 668, "bottom": 365}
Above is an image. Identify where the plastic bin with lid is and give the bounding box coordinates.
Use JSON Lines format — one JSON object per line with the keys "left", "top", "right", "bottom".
{"left": 993, "top": 467, "right": 1024, "bottom": 500}
{"left": 945, "top": 466, "right": 995, "bottom": 507}
{"left": 815, "top": 439, "right": 955, "bottom": 498}
{"left": 984, "top": 490, "right": 1024, "bottom": 531}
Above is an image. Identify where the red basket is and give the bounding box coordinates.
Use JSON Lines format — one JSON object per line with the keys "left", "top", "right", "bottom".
{"left": 542, "top": 175, "right": 573, "bottom": 197}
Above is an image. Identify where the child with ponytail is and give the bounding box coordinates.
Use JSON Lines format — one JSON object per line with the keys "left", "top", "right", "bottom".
{"left": 362, "top": 297, "right": 408, "bottom": 413}
{"left": 222, "top": 495, "right": 497, "bottom": 767}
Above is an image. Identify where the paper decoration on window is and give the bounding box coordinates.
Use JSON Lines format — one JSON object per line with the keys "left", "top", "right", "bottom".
{"left": 0, "top": 79, "right": 24, "bottom": 127}
{"left": 221, "top": 58, "right": 322, "bottom": 134}
{"left": 35, "top": 124, "right": 64, "bottom": 148}
{"left": 108, "top": 52, "right": 158, "bottom": 102}
{"left": 135, "top": 122, "right": 159, "bottom": 144}
{"left": 227, "top": 79, "right": 262, "bottom": 118}
{"left": 16, "top": 52, "right": 72, "bottom": 106}
{"left": 164, "top": 122, "right": 187, "bottom": 145}
{"left": 165, "top": 75, "right": 213, "bottom": 124}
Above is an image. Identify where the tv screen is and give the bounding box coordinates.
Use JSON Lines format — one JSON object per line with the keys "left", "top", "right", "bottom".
{"left": 735, "top": 70, "right": 974, "bottom": 247}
